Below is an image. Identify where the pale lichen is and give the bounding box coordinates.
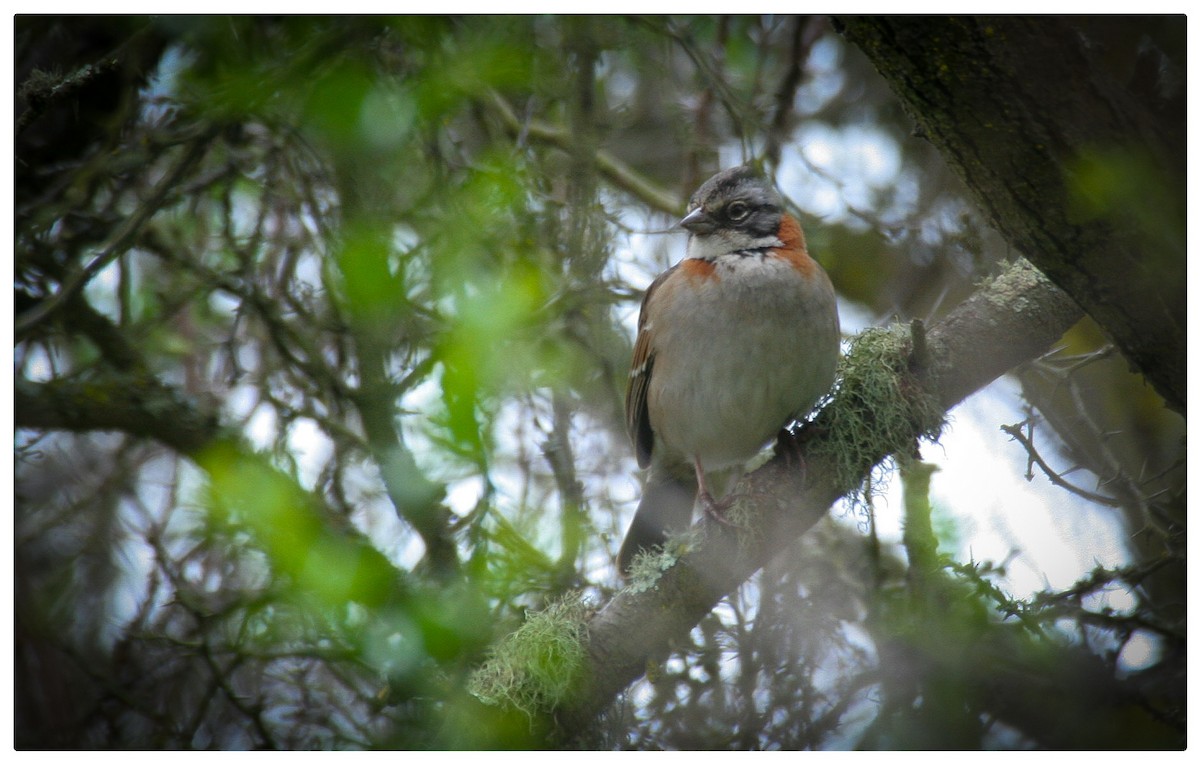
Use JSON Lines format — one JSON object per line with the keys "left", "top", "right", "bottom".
{"left": 809, "top": 323, "right": 946, "bottom": 505}
{"left": 623, "top": 526, "right": 705, "bottom": 594}
{"left": 468, "top": 593, "right": 591, "bottom": 717}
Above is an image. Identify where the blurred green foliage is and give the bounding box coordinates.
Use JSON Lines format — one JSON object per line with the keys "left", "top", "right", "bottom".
{"left": 200, "top": 441, "right": 399, "bottom": 609}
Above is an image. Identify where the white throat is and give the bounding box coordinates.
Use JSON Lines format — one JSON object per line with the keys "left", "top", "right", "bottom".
{"left": 686, "top": 230, "right": 783, "bottom": 261}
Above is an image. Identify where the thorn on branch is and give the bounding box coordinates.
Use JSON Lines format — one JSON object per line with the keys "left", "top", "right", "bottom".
{"left": 1000, "top": 418, "right": 1122, "bottom": 508}
{"left": 908, "top": 317, "right": 929, "bottom": 374}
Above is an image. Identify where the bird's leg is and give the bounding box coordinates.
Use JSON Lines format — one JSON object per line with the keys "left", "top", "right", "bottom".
{"left": 693, "top": 457, "right": 734, "bottom": 525}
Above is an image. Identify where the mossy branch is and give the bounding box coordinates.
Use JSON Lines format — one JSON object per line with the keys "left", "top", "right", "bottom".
{"left": 15, "top": 374, "right": 222, "bottom": 457}
{"left": 469, "top": 594, "right": 592, "bottom": 718}
{"left": 545, "top": 258, "right": 1083, "bottom": 738}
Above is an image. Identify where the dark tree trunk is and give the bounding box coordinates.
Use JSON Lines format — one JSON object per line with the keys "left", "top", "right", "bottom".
{"left": 835, "top": 16, "right": 1185, "bottom": 414}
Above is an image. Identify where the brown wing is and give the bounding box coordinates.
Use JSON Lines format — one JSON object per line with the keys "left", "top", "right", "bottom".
{"left": 625, "top": 264, "right": 677, "bottom": 469}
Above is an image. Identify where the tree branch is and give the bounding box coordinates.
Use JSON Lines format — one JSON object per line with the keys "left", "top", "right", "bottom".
{"left": 15, "top": 374, "right": 221, "bottom": 457}
{"left": 15, "top": 131, "right": 214, "bottom": 340}
{"left": 550, "top": 259, "right": 1083, "bottom": 734}
{"left": 999, "top": 418, "right": 1122, "bottom": 508}
{"left": 485, "top": 91, "right": 683, "bottom": 216}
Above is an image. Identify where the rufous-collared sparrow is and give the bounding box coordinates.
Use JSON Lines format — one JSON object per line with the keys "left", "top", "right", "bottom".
{"left": 618, "top": 165, "right": 840, "bottom": 574}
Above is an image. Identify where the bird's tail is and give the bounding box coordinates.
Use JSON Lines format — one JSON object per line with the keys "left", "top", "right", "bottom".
{"left": 617, "top": 471, "right": 697, "bottom": 576}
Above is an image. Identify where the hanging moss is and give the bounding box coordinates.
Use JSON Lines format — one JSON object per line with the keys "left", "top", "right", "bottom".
{"left": 810, "top": 323, "right": 946, "bottom": 504}
{"left": 468, "top": 593, "right": 591, "bottom": 717}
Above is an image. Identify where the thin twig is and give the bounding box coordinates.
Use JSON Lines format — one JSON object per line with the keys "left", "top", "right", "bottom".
{"left": 16, "top": 131, "right": 214, "bottom": 339}
{"left": 999, "top": 419, "right": 1122, "bottom": 507}
{"left": 485, "top": 90, "right": 682, "bottom": 215}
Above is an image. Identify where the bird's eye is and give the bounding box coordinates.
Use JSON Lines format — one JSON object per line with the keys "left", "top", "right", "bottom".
{"left": 726, "top": 201, "right": 750, "bottom": 221}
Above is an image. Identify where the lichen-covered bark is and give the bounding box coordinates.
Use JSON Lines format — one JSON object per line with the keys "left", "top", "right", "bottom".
{"left": 835, "top": 16, "right": 1184, "bottom": 414}
{"left": 15, "top": 375, "right": 221, "bottom": 456}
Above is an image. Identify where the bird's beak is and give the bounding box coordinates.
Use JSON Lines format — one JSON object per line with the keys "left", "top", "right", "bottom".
{"left": 679, "top": 206, "right": 712, "bottom": 233}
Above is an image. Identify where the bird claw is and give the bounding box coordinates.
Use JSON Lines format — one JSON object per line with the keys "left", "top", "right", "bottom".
{"left": 698, "top": 489, "right": 735, "bottom": 525}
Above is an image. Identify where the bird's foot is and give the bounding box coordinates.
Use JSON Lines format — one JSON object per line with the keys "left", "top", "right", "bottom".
{"left": 698, "top": 489, "right": 736, "bottom": 526}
